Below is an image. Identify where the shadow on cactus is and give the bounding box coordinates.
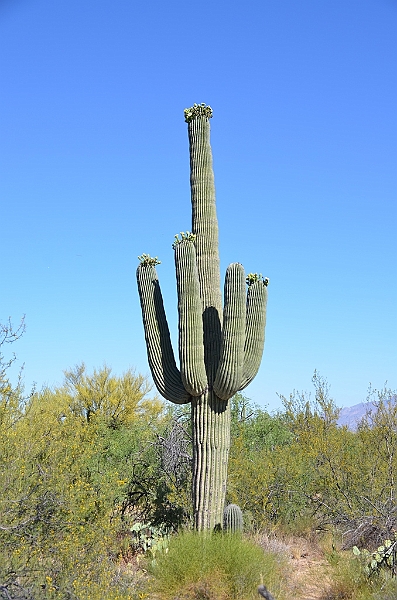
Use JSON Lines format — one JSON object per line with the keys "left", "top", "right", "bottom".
{"left": 137, "top": 103, "right": 268, "bottom": 530}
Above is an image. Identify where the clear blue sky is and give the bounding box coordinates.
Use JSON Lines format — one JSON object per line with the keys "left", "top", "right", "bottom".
{"left": 1, "top": 0, "right": 396, "bottom": 410}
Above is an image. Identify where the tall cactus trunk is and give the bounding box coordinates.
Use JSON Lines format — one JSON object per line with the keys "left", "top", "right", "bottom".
{"left": 137, "top": 104, "right": 268, "bottom": 530}
{"left": 191, "top": 391, "right": 231, "bottom": 530}
{"left": 187, "top": 110, "right": 229, "bottom": 529}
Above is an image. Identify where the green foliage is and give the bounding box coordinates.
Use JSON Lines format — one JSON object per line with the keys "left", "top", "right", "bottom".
{"left": 324, "top": 550, "right": 381, "bottom": 600}
{"left": 227, "top": 393, "right": 294, "bottom": 528}
{"left": 119, "top": 405, "right": 192, "bottom": 531}
{"left": 280, "top": 370, "right": 341, "bottom": 429}
{"left": 0, "top": 316, "right": 31, "bottom": 428}
{"left": 0, "top": 360, "right": 167, "bottom": 598}
{"left": 228, "top": 376, "right": 397, "bottom": 537}
{"left": 230, "top": 393, "right": 292, "bottom": 451}
{"left": 130, "top": 521, "right": 170, "bottom": 559}
{"left": 62, "top": 362, "right": 159, "bottom": 428}
{"left": 148, "top": 530, "right": 287, "bottom": 600}
{"left": 269, "top": 372, "right": 363, "bottom": 529}
{"left": 1, "top": 383, "right": 103, "bottom": 596}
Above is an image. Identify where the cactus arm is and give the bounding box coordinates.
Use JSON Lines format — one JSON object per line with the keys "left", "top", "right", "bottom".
{"left": 213, "top": 263, "right": 246, "bottom": 400}
{"left": 174, "top": 239, "right": 208, "bottom": 396}
{"left": 136, "top": 263, "right": 190, "bottom": 404}
{"left": 238, "top": 277, "right": 268, "bottom": 391}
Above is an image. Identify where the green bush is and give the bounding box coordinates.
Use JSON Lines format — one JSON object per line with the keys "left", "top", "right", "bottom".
{"left": 0, "top": 363, "right": 163, "bottom": 599}
{"left": 324, "top": 548, "right": 397, "bottom": 600}
{"left": 147, "top": 530, "right": 287, "bottom": 600}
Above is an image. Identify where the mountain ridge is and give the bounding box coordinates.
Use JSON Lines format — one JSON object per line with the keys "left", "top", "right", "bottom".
{"left": 337, "top": 402, "right": 375, "bottom": 430}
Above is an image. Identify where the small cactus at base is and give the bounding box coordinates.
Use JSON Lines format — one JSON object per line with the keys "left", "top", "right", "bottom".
{"left": 223, "top": 503, "right": 243, "bottom": 533}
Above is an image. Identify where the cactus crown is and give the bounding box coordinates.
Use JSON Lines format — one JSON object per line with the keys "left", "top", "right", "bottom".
{"left": 184, "top": 103, "right": 213, "bottom": 123}
{"left": 246, "top": 273, "right": 269, "bottom": 287}
{"left": 138, "top": 253, "right": 161, "bottom": 267}
{"left": 172, "top": 231, "right": 197, "bottom": 249}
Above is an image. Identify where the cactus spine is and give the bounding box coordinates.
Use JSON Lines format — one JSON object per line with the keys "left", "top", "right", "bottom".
{"left": 136, "top": 104, "right": 268, "bottom": 529}
{"left": 223, "top": 503, "right": 244, "bottom": 533}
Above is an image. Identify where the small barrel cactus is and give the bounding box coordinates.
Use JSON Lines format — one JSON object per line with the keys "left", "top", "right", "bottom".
{"left": 223, "top": 503, "right": 243, "bottom": 533}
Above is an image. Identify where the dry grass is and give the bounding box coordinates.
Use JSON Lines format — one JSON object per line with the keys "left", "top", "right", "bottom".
{"left": 246, "top": 530, "right": 331, "bottom": 599}
{"left": 146, "top": 531, "right": 288, "bottom": 600}
{"left": 124, "top": 529, "right": 397, "bottom": 600}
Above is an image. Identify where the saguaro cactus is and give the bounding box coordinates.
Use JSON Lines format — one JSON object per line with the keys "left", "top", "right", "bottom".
{"left": 136, "top": 103, "right": 268, "bottom": 530}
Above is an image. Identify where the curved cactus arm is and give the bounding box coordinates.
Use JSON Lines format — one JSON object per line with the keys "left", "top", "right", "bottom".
{"left": 213, "top": 263, "right": 246, "bottom": 401}
{"left": 238, "top": 277, "right": 268, "bottom": 391}
{"left": 174, "top": 238, "right": 208, "bottom": 396}
{"left": 136, "top": 263, "right": 190, "bottom": 404}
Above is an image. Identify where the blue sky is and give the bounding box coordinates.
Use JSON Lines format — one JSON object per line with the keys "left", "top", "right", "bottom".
{"left": 1, "top": 0, "right": 396, "bottom": 410}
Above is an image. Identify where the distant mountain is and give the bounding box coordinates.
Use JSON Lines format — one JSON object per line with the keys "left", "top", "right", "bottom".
{"left": 337, "top": 402, "right": 376, "bottom": 430}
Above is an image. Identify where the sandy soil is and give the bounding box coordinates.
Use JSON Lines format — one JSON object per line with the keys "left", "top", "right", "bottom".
{"left": 256, "top": 532, "right": 333, "bottom": 600}
{"left": 283, "top": 537, "right": 331, "bottom": 600}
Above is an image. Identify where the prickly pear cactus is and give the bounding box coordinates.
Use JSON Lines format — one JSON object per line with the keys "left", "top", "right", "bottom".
{"left": 223, "top": 503, "right": 244, "bottom": 533}
{"left": 137, "top": 103, "right": 268, "bottom": 529}
{"left": 353, "top": 533, "right": 397, "bottom": 577}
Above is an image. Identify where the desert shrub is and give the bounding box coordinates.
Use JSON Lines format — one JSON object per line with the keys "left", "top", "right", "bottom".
{"left": 228, "top": 375, "right": 397, "bottom": 542}
{"left": 120, "top": 407, "right": 193, "bottom": 533}
{"left": 147, "top": 530, "right": 287, "bottom": 600}
{"left": 263, "top": 375, "right": 397, "bottom": 541}
{"left": 0, "top": 364, "right": 166, "bottom": 599}
{"left": 227, "top": 394, "right": 294, "bottom": 529}
{"left": 323, "top": 547, "right": 397, "bottom": 600}
{"left": 348, "top": 385, "right": 397, "bottom": 547}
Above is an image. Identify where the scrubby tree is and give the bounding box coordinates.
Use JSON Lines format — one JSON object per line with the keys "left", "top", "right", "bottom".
{"left": 62, "top": 362, "right": 161, "bottom": 427}
{"left": 0, "top": 361, "right": 166, "bottom": 598}
{"left": 0, "top": 316, "right": 29, "bottom": 428}
{"left": 227, "top": 393, "right": 293, "bottom": 528}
